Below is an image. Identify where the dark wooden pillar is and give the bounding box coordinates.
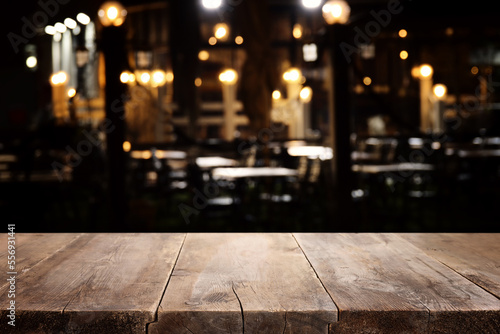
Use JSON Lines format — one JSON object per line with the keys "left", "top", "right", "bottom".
{"left": 328, "top": 24, "right": 354, "bottom": 227}
{"left": 169, "top": 0, "right": 200, "bottom": 140}
{"left": 101, "top": 26, "right": 128, "bottom": 230}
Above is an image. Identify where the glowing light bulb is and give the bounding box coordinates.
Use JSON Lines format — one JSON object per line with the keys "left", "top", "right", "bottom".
{"left": 419, "top": 64, "right": 433, "bottom": 78}
{"left": 26, "top": 56, "right": 37, "bottom": 68}
{"left": 300, "top": 86, "right": 312, "bottom": 102}
{"left": 433, "top": 84, "right": 447, "bottom": 99}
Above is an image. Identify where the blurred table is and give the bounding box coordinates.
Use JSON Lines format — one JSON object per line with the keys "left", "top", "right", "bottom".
{"left": 0, "top": 154, "right": 17, "bottom": 163}
{"left": 352, "top": 162, "right": 435, "bottom": 174}
{"left": 211, "top": 167, "right": 298, "bottom": 180}
{"left": 455, "top": 149, "right": 500, "bottom": 158}
{"left": 2, "top": 233, "right": 499, "bottom": 333}
{"left": 130, "top": 149, "right": 187, "bottom": 160}
{"left": 286, "top": 145, "right": 333, "bottom": 160}
{"left": 195, "top": 156, "right": 238, "bottom": 169}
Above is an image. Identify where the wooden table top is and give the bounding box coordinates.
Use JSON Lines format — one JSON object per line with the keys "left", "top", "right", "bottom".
{"left": 1, "top": 233, "right": 499, "bottom": 333}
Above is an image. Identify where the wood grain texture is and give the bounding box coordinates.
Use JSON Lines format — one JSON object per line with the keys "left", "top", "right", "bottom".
{"left": 149, "top": 233, "right": 337, "bottom": 334}
{"left": 294, "top": 233, "right": 500, "bottom": 334}
{"left": 400, "top": 233, "right": 500, "bottom": 299}
{"left": 0, "top": 233, "right": 82, "bottom": 290}
{"left": 0, "top": 233, "right": 185, "bottom": 334}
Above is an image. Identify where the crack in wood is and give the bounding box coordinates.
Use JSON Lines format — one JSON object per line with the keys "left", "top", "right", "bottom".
{"left": 281, "top": 311, "right": 287, "bottom": 334}
{"left": 62, "top": 271, "right": 96, "bottom": 314}
{"left": 291, "top": 233, "right": 340, "bottom": 323}
{"left": 232, "top": 283, "right": 245, "bottom": 334}
{"left": 145, "top": 233, "right": 188, "bottom": 333}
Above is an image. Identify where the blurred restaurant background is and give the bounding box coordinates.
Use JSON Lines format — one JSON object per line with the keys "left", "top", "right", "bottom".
{"left": 1, "top": 0, "right": 499, "bottom": 232}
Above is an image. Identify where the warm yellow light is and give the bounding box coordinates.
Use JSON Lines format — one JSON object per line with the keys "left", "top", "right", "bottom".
{"left": 137, "top": 71, "right": 150, "bottom": 84}
{"left": 272, "top": 90, "right": 281, "bottom": 100}
{"left": 322, "top": 0, "right": 350, "bottom": 25}
{"left": 398, "top": 29, "right": 407, "bottom": 38}
{"left": 411, "top": 66, "right": 420, "bottom": 78}
{"left": 142, "top": 151, "right": 152, "bottom": 159}
{"left": 300, "top": 86, "right": 313, "bottom": 102}
{"left": 283, "top": 68, "right": 301, "bottom": 83}
{"left": 208, "top": 37, "right": 217, "bottom": 45}
{"left": 219, "top": 69, "right": 238, "bottom": 85}
{"left": 67, "top": 88, "right": 76, "bottom": 98}
{"left": 107, "top": 6, "right": 118, "bottom": 20}
{"left": 293, "top": 24, "right": 303, "bottom": 39}
{"left": 98, "top": 2, "right": 127, "bottom": 27}
{"left": 215, "top": 27, "right": 226, "bottom": 39}
{"left": 195, "top": 78, "right": 202, "bottom": 87}
{"left": 122, "top": 141, "right": 131, "bottom": 152}
{"left": 166, "top": 71, "right": 174, "bottom": 82}
{"left": 120, "top": 71, "right": 130, "bottom": 83}
{"left": 59, "top": 72, "right": 68, "bottom": 84}
{"left": 50, "top": 74, "right": 58, "bottom": 85}
{"left": 332, "top": 5, "right": 342, "bottom": 17}
{"left": 26, "top": 56, "right": 37, "bottom": 68}
{"left": 214, "top": 23, "right": 229, "bottom": 40}
{"left": 152, "top": 70, "right": 166, "bottom": 87}
{"left": 471, "top": 66, "right": 479, "bottom": 75}
{"left": 363, "top": 76, "right": 372, "bottom": 86}
{"left": 235, "top": 36, "right": 244, "bottom": 45}
{"left": 433, "top": 84, "right": 447, "bottom": 99}
{"left": 198, "top": 50, "right": 209, "bottom": 61}
{"left": 50, "top": 71, "right": 68, "bottom": 85}
{"left": 419, "top": 64, "right": 433, "bottom": 78}
{"left": 400, "top": 50, "right": 408, "bottom": 60}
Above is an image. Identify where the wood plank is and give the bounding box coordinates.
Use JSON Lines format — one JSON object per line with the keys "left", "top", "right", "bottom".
{"left": 400, "top": 233, "right": 500, "bottom": 299}
{"left": 149, "top": 233, "right": 337, "bottom": 334}
{"left": 0, "top": 233, "right": 82, "bottom": 290}
{"left": 294, "top": 233, "right": 500, "bottom": 333}
{"left": 0, "top": 233, "right": 185, "bottom": 334}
